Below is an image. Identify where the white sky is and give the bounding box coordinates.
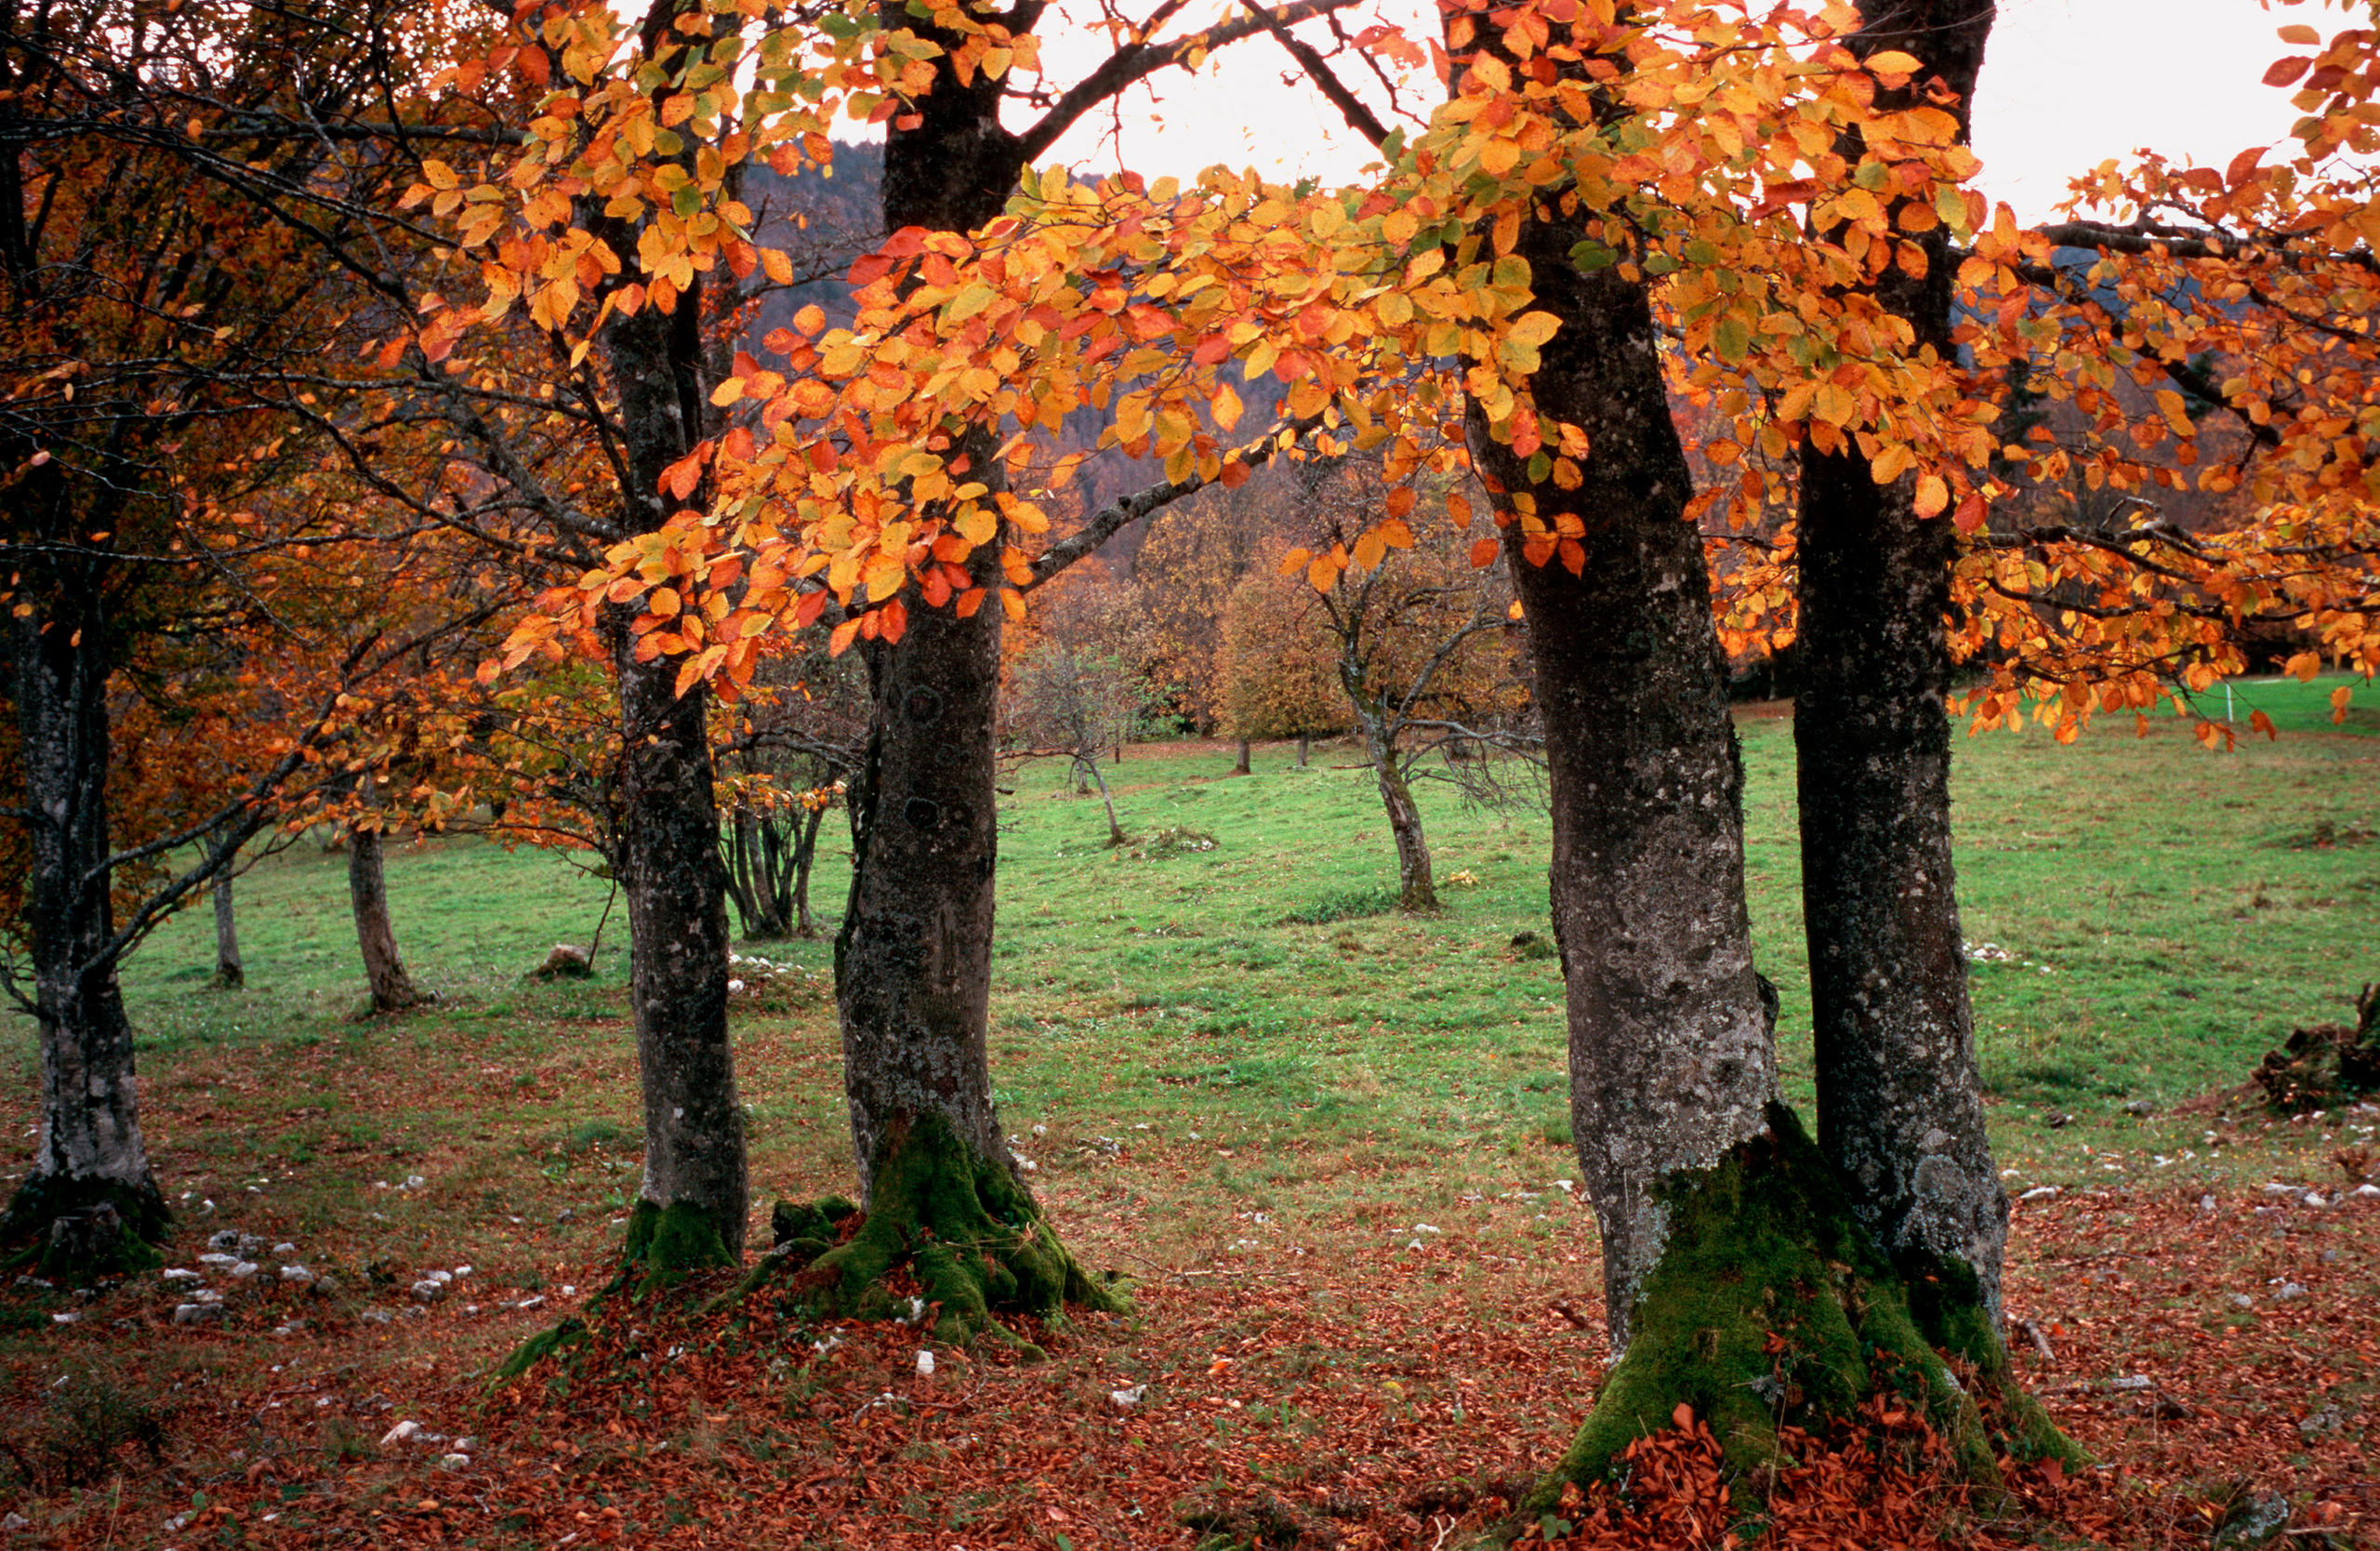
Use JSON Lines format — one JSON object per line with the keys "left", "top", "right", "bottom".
{"left": 1019, "top": 0, "right": 2310, "bottom": 222}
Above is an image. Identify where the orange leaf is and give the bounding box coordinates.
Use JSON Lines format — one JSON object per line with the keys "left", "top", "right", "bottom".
{"left": 1673, "top": 1402, "right": 1695, "bottom": 1432}
{"left": 827, "top": 617, "right": 861, "bottom": 656}
{"left": 1913, "top": 474, "right": 1949, "bottom": 518}
{"left": 878, "top": 599, "right": 907, "bottom": 644}
{"left": 1469, "top": 537, "right": 1501, "bottom": 568}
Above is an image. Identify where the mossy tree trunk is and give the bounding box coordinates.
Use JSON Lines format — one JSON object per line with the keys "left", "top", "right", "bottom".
{"left": 782, "top": 86, "right": 1120, "bottom": 1338}
{"left": 1, "top": 547, "right": 167, "bottom": 1277}
{"left": 588, "top": 1, "right": 747, "bottom": 1274}
{"left": 1796, "top": 0, "right": 2010, "bottom": 1318}
{"left": 1461, "top": 30, "right": 2068, "bottom": 1502}
{"left": 347, "top": 823, "right": 430, "bottom": 1013}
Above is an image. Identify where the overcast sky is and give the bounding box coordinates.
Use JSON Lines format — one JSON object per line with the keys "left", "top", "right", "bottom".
{"left": 1018, "top": 0, "right": 2307, "bottom": 221}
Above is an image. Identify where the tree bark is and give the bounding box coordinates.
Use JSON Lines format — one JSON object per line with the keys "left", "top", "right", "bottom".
{"left": 1474, "top": 257, "right": 1776, "bottom": 1349}
{"left": 759, "top": 44, "right": 1118, "bottom": 1338}
{"left": 1796, "top": 0, "right": 2008, "bottom": 1319}
{"left": 0, "top": 563, "right": 166, "bottom": 1273}
{"left": 347, "top": 824, "right": 429, "bottom": 1013}
{"left": 1295, "top": 730, "right": 1310, "bottom": 769}
{"left": 837, "top": 543, "right": 1010, "bottom": 1192}
{"left": 792, "top": 802, "right": 825, "bottom": 938}
{"left": 209, "top": 848, "right": 244, "bottom": 990}
{"left": 1232, "top": 736, "right": 1251, "bottom": 775}
{"left": 1347, "top": 696, "right": 1436, "bottom": 910}
{"left": 591, "top": 148, "right": 747, "bottom": 1266}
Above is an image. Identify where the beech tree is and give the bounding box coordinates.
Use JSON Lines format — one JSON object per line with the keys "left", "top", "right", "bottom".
{"left": 1792, "top": 0, "right": 2010, "bottom": 1325}
{"left": 1273, "top": 460, "right": 1517, "bottom": 911}
{"left": 0, "top": 0, "right": 504, "bottom": 1275}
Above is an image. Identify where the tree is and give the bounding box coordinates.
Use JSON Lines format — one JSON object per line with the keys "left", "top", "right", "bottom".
{"left": 1004, "top": 578, "right": 1145, "bottom": 847}
{"left": 1792, "top": 0, "right": 2012, "bottom": 1329}
{"left": 347, "top": 817, "right": 432, "bottom": 1014}
{"left": 1216, "top": 561, "right": 1344, "bottom": 762}
{"left": 1272, "top": 460, "right": 1517, "bottom": 911}
{"left": 0, "top": 0, "right": 498, "bottom": 1274}
{"left": 722, "top": 637, "right": 867, "bottom": 940}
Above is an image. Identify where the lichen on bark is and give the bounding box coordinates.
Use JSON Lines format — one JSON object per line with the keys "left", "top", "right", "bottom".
{"left": 737, "top": 1112, "right": 1124, "bottom": 1353}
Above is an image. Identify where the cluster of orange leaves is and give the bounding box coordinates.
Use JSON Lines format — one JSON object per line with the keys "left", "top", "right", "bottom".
{"left": 401, "top": 0, "right": 2380, "bottom": 739}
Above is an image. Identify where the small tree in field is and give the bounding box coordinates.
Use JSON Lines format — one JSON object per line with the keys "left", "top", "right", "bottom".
{"left": 1274, "top": 462, "right": 1517, "bottom": 912}
{"left": 1217, "top": 558, "right": 1344, "bottom": 770}
{"left": 1005, "top": 580, "right": 1145, "bottom": 847}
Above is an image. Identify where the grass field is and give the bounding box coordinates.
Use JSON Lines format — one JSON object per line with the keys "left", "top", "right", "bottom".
{"left": 2, "top": 676, "right": 2374, "bottom": 1547}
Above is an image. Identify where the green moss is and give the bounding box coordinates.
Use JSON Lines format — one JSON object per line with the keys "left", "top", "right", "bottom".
{"left": 489, "top": 1317, "right": 590, "bottom": 1385}
{"left": 1531, "top": 1104, "right": 2071, "bottom": 1514}
{"left": 0, "top": 1174, "right": 168, "bottom": 1280}
{"left": 620, "top": 1199, "right": 735, "bottom": 1293}
{"left": 742, "top": 1112, "right": 1127, "bottom": 1348}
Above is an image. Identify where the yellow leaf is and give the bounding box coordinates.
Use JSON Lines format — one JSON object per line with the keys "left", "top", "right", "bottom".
{"left": 956, "top": 507, "right": 997, "bottom": 547}
{"left": 1913, "top": 473, "right": 1949, "bottom": 518}
{"left": 1353, "top": 530, "right": 1386, "bottom": 572}
{"left": 1865, "top": 49, "right": 1922, "bottom": 75}
{"left": 2154, "top": 389, "right": 2194, "bottom": 437}
{"left": 999, "top": 587, "right": 1025, "bottom": 621}
{"left": 710, "top": 378, "right": 746, "bottom": 406}
{"left": 1278, "top": 547, "right": 1313, "bottom": 578}
{"left": 760, "top": 247, "right": 795, "bottom": 285}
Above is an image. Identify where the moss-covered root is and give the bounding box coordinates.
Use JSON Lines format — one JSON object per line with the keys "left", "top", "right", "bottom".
{"left": 754, "top": 1112, "right": 1128, "bottom": 1352}
{"left": 1531, "top": 1104, "right": 2060, "bottom": 1517}
{"left": 0, "top": 1174, "right": 168, "bottom": 1281}
{"left": 614, "top": 1198, "right": 739, "bottom": 1296}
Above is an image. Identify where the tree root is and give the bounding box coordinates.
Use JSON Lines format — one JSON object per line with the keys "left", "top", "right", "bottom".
{"left": 1527, "top": 1104, "right": 2080, "bottom": 1522}
{"left": 0, "top": 1174, "right": 167, "bottom": 1281}
{"left": 728, "top": 1111, "right": 1127, "bottom": 1353}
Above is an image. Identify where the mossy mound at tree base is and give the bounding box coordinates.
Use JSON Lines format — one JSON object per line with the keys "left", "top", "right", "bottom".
{"left": 1498, "top": 1388, "right": 2075, "bottom": 1550}
{"left": 733, "top": 1111, "right": 1128, "bottom": 1353}
{"left": 0, "top": 1173, "right": 168, "bottom": 1281}
{"left": 2254, "top": 983, "right": 2380, "bottom": 1112}
{"left": 1521, "top": 1104, "right": 2079, "bottom": 1524}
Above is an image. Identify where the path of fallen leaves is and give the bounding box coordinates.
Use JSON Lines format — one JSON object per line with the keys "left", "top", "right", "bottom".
{"left": 4, "top": 1178, "right": 2373, "bottom": 1548}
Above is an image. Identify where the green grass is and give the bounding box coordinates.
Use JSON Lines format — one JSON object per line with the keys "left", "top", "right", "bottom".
{"left": 32, "top": 674, "right": 2375, "bottom": 1260}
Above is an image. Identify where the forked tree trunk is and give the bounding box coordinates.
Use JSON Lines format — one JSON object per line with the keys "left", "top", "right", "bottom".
{"left": 0, "top": 567, "right": 166, "bottom": 1275}
{"left": 210, "top": 850, "right": 244, "bottom": 989}
{"left": 1797, "top": 0, "right": 2009, "bottom": 1319}
{"left": 1467, "top": 126, "right": 2061, "bottom": 1502}
{"left": 347, "top": 825, "right": 430, "bottom": 1012}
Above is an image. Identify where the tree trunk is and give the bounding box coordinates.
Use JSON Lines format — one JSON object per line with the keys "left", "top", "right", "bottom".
{"left": 1797, "top": 0, "right": 2009, "bottom": 1320}
{"left": 1348, "top": 697, "right": 1436, "bottom": 910}
{"left": 589, "top": 171, "right": 748, "bottom": 1268}
{"left": 347, "top": 824, "right": 429, "bottom": 1013}
{"left": 1295, "top": 730, "right": 1310, "bottom": 769}
{"left": 1467, "top": 183, "right": 2055, "bottom": 1501}
{"left": 209, "top": 847, "right": 244, "bottom": 990}
{"left": 1474, "top": 258, "right": 1776, "bottom": 1350}
{"left": 792, "top": 802, "right": 826, "bottom": 938}
{"left": 1232, "top": 736, "right": 1251, "bottom": 775}
{"left": 1078, "top": 754, "right": 1128, "bottom": 847}
{"left": 758, "top": 85, "right": 1119, "bottom": 1341}
{"left": 723, "top": 806, "right": 792, "bottom": 940}
{"left": 0, "top": 571, "right": 166, "bottom": 1276}
{"left": 611, "top": 639, "right": 747, "bottom": 1267}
